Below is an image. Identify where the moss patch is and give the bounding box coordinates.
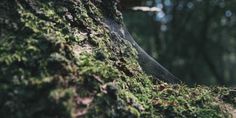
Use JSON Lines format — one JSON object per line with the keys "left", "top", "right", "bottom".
{"left": 0, "top": 0, "right": 235, "bottom": 118}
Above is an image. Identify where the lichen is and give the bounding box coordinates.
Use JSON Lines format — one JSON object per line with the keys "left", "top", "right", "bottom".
{"left": 0, "top": 0, "right": 235, "bottom": 118}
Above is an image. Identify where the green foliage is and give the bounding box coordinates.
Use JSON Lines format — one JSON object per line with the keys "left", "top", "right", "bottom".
{"left": 122, "top": 0, "right": 236, "bottom": 86}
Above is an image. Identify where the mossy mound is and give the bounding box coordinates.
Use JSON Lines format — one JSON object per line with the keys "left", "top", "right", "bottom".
{"left": 0, "top": 0, "right": 235, "bottom": 118}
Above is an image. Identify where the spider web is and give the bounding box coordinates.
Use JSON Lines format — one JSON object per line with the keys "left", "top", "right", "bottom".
{"left": 103, "top": 18, "right": 180, "bottom": 84}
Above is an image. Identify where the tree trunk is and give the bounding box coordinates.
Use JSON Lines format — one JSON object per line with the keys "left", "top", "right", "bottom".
{"left": 0, "top": 0, "right": 235, "bottom": 118}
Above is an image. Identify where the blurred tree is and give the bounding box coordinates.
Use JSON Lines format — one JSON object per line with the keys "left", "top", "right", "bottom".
{"left": 120, "top": 0, "right": 236, "bottom": 86}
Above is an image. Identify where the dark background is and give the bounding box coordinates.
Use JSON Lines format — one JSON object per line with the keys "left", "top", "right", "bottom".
{"left": 119, "top": 0, "right": 236, "bottom": 86}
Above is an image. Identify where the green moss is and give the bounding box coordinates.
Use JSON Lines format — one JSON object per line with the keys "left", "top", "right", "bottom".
{"left": 0, "top": 0, "right": 235, "bottom": 118}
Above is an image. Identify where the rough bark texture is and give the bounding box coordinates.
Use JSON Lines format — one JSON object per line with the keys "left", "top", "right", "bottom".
{"left": 0, "top": 0, "right": 235, "bottom": 118}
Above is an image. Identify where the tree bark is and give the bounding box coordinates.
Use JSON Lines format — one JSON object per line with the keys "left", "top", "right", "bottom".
{"left": 0, "top": 0, "right": 234, "bottom": 118}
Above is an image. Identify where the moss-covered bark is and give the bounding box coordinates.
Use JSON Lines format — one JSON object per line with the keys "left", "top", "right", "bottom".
{"left": 0, "top": 0, "right": 235, "bottom": 118}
